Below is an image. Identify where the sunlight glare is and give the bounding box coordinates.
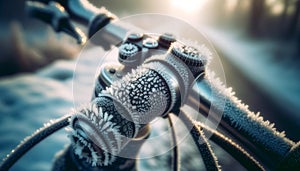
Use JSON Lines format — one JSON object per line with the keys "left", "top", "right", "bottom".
{"left": 225, "top": 0, "right": 239, "bottom": 13}
{"left": 271, "top": 3, "right": 284, "bottom": 16}
{"left": 171, "top": 0, "right": 208, "bottom": 13}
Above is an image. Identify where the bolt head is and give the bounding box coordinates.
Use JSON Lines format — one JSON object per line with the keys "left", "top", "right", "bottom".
{"left": 143, "top": 38, "right": 158, "bottom": 48}
{"left": 128, "top": 32, "right": 144, "bottom": 41}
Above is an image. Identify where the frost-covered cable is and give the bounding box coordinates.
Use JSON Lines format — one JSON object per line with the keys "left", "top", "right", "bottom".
{"left": 180, "top": 109, "right": 266, "bottom": 171}
{"left": 0, "top": 114, "right": 71, "bottom": 171}
{"left": 168, "top": 115, "right": 180, "bottom": 171}
{"left": 178, "top": 110, "right": 221, "bottom": 171}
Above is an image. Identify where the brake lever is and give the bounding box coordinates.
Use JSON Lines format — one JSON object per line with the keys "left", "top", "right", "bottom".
{"left": 26, "top": 1, "right": 86, "bottom": 44}
{"left": 26, "top": 0, "right": 117, "bottom": 43}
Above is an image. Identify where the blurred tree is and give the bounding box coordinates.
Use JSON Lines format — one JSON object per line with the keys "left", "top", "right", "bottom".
{"left": 233, "top": 0, "right": 243, "bottom": 19}
{"left": 232, "top": 0, "right": 249, "bottom": 29}
{"left": 280, "top": 0, "right": 290, "bottom": 36}
{"left": 214, "top": 0, "right": 228, "bottom": 25}
{"left": 287, "top": 0, "right": 300, "bottom": 39}
{"left": 249, "top": 0, "right": 265, "bottom": 37}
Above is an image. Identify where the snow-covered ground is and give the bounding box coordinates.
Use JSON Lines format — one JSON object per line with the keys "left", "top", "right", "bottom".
{"left": 0, "top": 70, "right": 73, "bottom": 171}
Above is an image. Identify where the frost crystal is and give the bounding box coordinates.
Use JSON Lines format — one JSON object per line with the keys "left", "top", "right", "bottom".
{"left": 204, "top": 71, "right": 294, "bottom": 158}
{"left": 105, "top": 63, "right": 172, "bottom": 124}
{"left": 69, "top": 96, "right": 135, "bottom": 167}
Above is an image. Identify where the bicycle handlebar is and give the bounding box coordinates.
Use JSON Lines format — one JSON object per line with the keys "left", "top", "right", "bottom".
{"left": 2, "top": 1, "right": 299, "bottom": 170}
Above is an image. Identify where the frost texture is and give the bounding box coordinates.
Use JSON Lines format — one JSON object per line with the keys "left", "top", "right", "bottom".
{"left": 178, "top": 38, "right": 213, "bottom": 66}
{"left": 204, "top": 71, "right": 294, "bottom": 159}
{"left": 69, "top": 60, "right": 180, "bottom": 167}
{"left": 146, "top": 54, "right": 192, "bottom": 101}
{"left": 70, "top": 101, "right": 125, "bottom": 167}
{"left": 104, "top": 62, "right": 174, "bottom": 124}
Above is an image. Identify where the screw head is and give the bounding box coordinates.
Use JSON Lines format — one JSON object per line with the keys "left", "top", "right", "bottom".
{"left": 127, "top": 32, "right": 143, "bottom": 41}
{"left": 159, "top": 33, "right": 176, "bottom": 48}
{"left": 109, "top": 68, "right": 116, "bottom": 74}
{"left": 143, "top": 38, "right": 158, "bottom": 48}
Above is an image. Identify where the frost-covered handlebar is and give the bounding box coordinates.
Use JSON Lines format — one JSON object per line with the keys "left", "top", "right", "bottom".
{"left": 69, "top": 41, "right": 203, "bottom": 166}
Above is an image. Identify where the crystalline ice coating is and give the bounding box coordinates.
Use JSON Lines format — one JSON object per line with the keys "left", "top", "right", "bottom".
{"left": 203, "top": 70, "right": 294, "bottom": 158}
{"left": 144, "top": 53, "right": 193, "bottom": 104}
{"left": 71, "top": 128, "right": 110, "bottom": 166}
{"left": 69, "top": 96, "right": 136, "bottom": 166}
{"left": 105, "top": 63, "right": 173, "bottom": 124}
{"left": 178, "top": 39, "right": 213, "bottom": 65}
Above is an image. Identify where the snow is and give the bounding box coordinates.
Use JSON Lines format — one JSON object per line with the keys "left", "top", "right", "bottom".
{"left": 0, "top": 73, "right": 73, "bottom": 171}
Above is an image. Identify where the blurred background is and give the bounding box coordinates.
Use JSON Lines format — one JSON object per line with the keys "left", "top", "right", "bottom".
{"left": 0, "top": 0, "right": 299, "bottom": 170}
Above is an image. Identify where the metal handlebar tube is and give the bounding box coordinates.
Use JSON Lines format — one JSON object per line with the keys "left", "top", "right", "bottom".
{"left": 188, "top": 74, "right": 296, "bottom": 169}
{"left": 53, "top": 0, "right": 117, "bottom": 37}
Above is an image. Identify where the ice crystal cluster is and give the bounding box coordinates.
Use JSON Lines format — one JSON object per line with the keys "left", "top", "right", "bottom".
{"left": 70, "top": 96, "right": 135, "bottom": 166}
{"left": 105, "top": 62, "right": 175, "bottom": 124}
{"left": 145, "top": 53, "right": 191, "bottom": 102}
